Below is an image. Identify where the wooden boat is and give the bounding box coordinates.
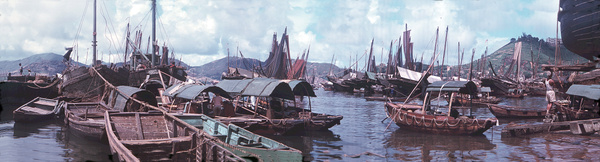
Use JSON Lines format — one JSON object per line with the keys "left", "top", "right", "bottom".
{"left": 559, "top": 0, "right": 600, "bottom": 60}
{"left": 385, "top": 81, "right": 498, "bottom": 135}
{"left": 216, "top": 78, "right": 343, "bottom": 135}
{"left": 13, "top": 97, "right": 60, "bottom": 123}
{"left": 365, "top": 96, "right": 407, "bottom": 102}
{"left": 1, "top": 74, "right": 59, "bottom": 104}
{"left": 450, "top": 96, "right": 502, "bottom": 107}
{"left": 105, "top": 111, "right": 245, "bottom": 161}
{"left": 63, "top": 101, "right": 111, "bottom": 140}
{"left": 174, "top": 113, "right": 303, "bottom": 161}
{"left": 553, "top": 84, "right": 600, "bottom": 121}
{"left": 486, "top": 104, "right": 546, "bottom": 118}
{"left": 61, "top": 65, "right": 128, "bottom": 102}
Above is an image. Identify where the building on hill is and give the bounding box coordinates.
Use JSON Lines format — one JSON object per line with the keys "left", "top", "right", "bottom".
{"left": 546, "top": 38, "right": 562, "bottom": 47}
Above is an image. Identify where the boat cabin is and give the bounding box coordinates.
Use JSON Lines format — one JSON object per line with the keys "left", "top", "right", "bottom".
{"left": 162, "top": 83, "right": 233, "bottom": 116}
{"left": 217, "top": 78, "right": 296, "bottom": 119}
{"left": 558, "top": 84, "right": 600, "bottom": 120}
{"left": 422, "top": 81, "right": 478, "bottom": 118}
{"left": 101, "top": 86, "right": 158, "bottom": 112}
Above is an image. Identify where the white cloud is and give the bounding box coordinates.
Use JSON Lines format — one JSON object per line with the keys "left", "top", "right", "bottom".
{"left": 1, "top": 0, "right": 561, "bottom": 68}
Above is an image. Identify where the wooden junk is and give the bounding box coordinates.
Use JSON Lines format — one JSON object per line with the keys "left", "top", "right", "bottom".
{"left": 385, "top": 81, "right": 498, "bottom": 135}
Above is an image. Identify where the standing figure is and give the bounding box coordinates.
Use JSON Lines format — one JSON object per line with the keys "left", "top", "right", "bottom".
{"left": 19, "top": 63, "right": 23, "bottom": 75}
{"left": 545, "top": 75, "right": 556, "bottom": 114}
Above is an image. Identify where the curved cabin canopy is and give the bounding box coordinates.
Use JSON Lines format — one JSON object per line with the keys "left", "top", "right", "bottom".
{"left": 110, "top": 86, "right": 158, "bottom": 112}
{"left": 426, "top": 81, "right": 478, "bottom": 96}
{"left": 283, "top": 80, "right": 316, "bottom": 97}
{"left": 566, "top": 84, "right": 600, "bottom": 101}
{"left": 163, "top": 84, "right": 232, "bottom": 100}
{"left": 217, "top": 78, "right": 295, "bottom": 100}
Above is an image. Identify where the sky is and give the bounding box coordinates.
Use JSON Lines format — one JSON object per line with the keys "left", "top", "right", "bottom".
{"left": 0, "top": 0, "right": 560, "bottom": 68}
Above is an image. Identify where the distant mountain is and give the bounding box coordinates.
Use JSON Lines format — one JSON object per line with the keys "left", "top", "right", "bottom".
{"left": 0, "top": 53, "right": 85, "bottom": 76}
{"left": 449, "top": 35, "right": 588, "bottom": 79}
{"left": 187, "top": 56, "right": 343, "bottom": 80}
{"left": 0, "top": 53, "right": 344, "bottom": 83}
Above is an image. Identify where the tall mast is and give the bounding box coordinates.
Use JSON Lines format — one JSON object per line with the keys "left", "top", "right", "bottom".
{"left": 92, "top": 0, "right": 97, "bottom": 66}
{"left": 432, "top": 27, "right": 439, "bottom": 75}
{"left": 457, "top": 42, "right": 460, "bottom": 80}
{"left": 440, "top": 26, "right": 448, "bottom": 79}
{"left": 151, "top": 0, "right": 156, "bottom": 66}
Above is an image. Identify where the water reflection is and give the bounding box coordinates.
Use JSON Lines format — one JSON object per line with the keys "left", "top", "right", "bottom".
{"left": 267, "top": 130, "right": 342, "bottom": 161}
{"left": 13, "top": 119, "right": 60, "bottom": 138}
{"left": 385, "top": 129, "right": 495, "bottom": 161}
{"left": 0, "top": 104, "right": 111, "bottom": 161}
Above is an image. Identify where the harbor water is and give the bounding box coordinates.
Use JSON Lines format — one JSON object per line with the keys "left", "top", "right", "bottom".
{"left": 2, "top": 89, "right": 600, "bottom": 161}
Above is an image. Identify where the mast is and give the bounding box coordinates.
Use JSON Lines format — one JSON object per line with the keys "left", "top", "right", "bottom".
{"left": 151, "top": 0, "right": 156, "bottom": 66}
{"left": 457, "top": 42, "right": 460, "bottom": 80}
{"left": 469, "top": 48, "right": 475, "bottom": 81}
{"left": 92, "top": 0, "right": 97, "bottom": 66}
{"left": 124, "top": 24, "right": 130, "bottom": 67}
{"left": 367, "top": 38, "right": 374, "bottom": 72}
{"left": 227, "top": 46, "right": 230, "bottom": 73}
{"left": 440, "top": 26, "right": 448, "bottom": 79}
{"left": 432, "top": 27, "right": 439, "bottom": 75}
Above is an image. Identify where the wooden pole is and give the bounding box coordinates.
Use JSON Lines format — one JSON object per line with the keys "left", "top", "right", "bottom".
{"left": 432, "top": 27, "right": 439, "bottom": 76}
{"left": 440, "top": 26, "right": 448, "bottom": 79}
{"left": 469, "top": 48, "right": 475, "bottom": 81}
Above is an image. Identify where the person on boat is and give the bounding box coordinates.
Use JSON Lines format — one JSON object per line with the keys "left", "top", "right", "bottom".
{"left": 169, "top": 61, "right": 176, "bottom": 75}
{"left": 19, "top": 63, "right": 23, "bottom": 75}
{"left": 211, "top": 94, "right": 223, "bottom": 116}
{"left": 545, "top": 75, "right": 556, "bottom": 114}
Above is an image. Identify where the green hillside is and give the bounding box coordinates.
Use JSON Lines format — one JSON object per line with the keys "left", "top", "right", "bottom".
{"left": 455, "top": 34, "right": 588, "bottom": 79}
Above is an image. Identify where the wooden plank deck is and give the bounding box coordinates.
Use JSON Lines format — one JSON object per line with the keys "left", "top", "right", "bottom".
{"left": 502, "top": 122, "right": 571, "bottom": 137}
{"left": 502, "top": 119, "right": 600, "bottom": 137}
{"left": 20, "top": 106, "right": 53, "bottom": 114}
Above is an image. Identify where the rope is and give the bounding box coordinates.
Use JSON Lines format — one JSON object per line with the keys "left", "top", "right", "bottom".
{"left": 26, "top": 78, "right": 60, "bottom": 89}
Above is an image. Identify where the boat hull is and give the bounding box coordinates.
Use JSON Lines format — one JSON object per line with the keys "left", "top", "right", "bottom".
{"left": 385, "top": 102, "right": 497, "bottom": 135}
{"left": 174, "top": 113, "right": 304, "bottom": 161}
{"left": 105, "top": 111, "right": 245, "bottom": 162}
{"left": 559, "top": 0, "right": 600, "bottom": 60}
{"left": 1, "top": 81, "right": 59, "bottom": 105}
{"left": 63, "top": 102, "right": 110, "bottom": 140}
{"left": 556, "top": 103, "right": 600, "bottom": 121}
{"left": 487, "top": 104, "right": 546, "bottom": 118}
{"left": 12, "top": 97, "right": 59, "bottom": 123}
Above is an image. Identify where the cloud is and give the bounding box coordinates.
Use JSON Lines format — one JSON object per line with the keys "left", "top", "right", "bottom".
{"left": 1, "top": 0, "right": 561, "bottom": 68}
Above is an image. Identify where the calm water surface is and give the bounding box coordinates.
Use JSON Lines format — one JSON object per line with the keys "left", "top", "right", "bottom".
{"left": 1, "top": 90, "right": 600, "bottom": 161}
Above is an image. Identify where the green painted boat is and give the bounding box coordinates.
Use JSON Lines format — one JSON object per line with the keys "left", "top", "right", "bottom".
{"left": 174, "top": 113, "right": 304, "bottom": 162}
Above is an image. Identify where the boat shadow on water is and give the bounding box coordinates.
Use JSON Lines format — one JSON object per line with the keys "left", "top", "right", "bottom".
{"left": 12, "top": 119, "right": 61, "bottom": 138}
{"left": 385, "top": 129, "right": 495, "bottom": 161}
{"left": 265, "top": 130, "right": 343, "bottom": 161}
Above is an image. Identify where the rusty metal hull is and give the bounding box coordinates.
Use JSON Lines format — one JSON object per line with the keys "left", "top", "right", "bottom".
{"left": 385, "top": 102, "right": 497, "bottom": 135}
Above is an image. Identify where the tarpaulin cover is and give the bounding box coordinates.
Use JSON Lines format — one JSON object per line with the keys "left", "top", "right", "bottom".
{"left": 112, "top": 86, "right": 157, "bottom": 112}
{"left": 284, "top": 80, "right": 316, "bottom": 97}
{"left": 566, "top": 84, "right": 600, "bottom": 100}
{"left": 396, "top": 66, "right": 442, "bottom": 83}
{"left": 164, "top": 84, "right": 232, "bottom": 100}
{"left": 217, "top": 78, "right": 295, "bottom": 100}
{"left": 426, "top": 81, "right": 478, "bottom": 95}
